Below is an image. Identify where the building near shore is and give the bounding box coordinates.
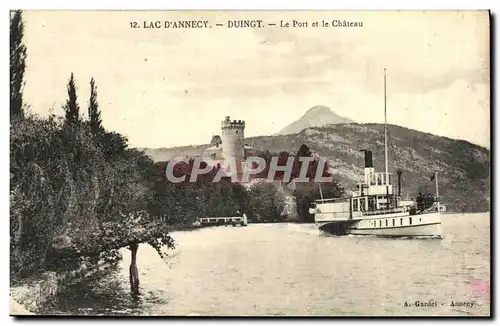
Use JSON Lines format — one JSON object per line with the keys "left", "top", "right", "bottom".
{"left": 204, "top": 116, "right": 253, "bottom": 162}
{"left": 200, "top": 116, "right": 299, "bottom": 222}
{"left": 203, "top": 116, "right": 254, "bottom": 178}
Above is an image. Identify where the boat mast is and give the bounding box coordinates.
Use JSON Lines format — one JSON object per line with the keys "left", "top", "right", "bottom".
{"left": 384, "top": 68, "right": 389, "bottom": 205}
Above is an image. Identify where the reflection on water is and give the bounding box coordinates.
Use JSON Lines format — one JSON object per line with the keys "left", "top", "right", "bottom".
{"left": 42, "top": 270, "right": 161, "bottom": 316}
{"left": 45, "top": 213, "right": 490, "bottom": 316}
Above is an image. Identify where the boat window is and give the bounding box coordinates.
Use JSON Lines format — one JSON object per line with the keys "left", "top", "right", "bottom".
{"left": 379, "top": 220, "right": 382, "bottom": 227}
{"left": 388, "top": 175, "right": 392, "bottom": 185}
{"left": 392, "top": 219, "right": 395, "bottom": 226}
{"left": 370, "top": 175, "right": 375, "bottom": 185}
{"left": 409, "top": 217, "right": 412, "bottom": 225}
{"left": 360, "top": 198, "right": 366, "bottom": 211}
{"left": 385, "top": 220, "right": 388, "bottom": 227}
{"left": 400, "top": 218, "right": 403, "bottom": 225}
{"left": 368, "top": 197, "right": 375, "bottom": 210}
{"left": 377, "top": 174, "right": 382, "bottom": 185}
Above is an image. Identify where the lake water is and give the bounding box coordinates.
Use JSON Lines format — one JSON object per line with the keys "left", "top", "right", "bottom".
{"left": 48, "top": 213, "right": 490, "bottom": 316}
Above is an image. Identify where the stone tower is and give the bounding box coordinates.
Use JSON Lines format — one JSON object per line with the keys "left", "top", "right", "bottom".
{"left": 221, "top": 116, "right": 245, "bottom": 160}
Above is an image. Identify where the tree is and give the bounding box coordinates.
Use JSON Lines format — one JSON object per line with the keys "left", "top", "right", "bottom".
{"left": 247, "top": 181, "right": 286, "bottom": 222}
{"left": 10, "top": 105, "right": 176, "bottom": 294}
{"left": 149, "top": 160, "right": 251, "bottom": 224}
{"left": 47, "top": 211, "right": 175, "bottom": 295}
{"left": 64, "top": 73, "right": 80, "bottom": 125}
{"left": 10, "top": 10, "right": 27, "bottom": 119}
{"left": 296, "top": 144, "right": 312, "bottom": 157}
{"left": 294, "top": 182, "right": 344, "bottom": 222}
{"left": 291, "top": 143, "right": 344, "bottom": 222}
{"left": 88, "top": 78, "right": 102, "bottom": 134}
{"left": 98, "top": 212, "right": 175, "bottom": 295}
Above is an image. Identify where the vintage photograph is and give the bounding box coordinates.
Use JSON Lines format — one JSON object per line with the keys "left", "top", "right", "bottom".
{"left": 9, "top": 10, "right": 490, "bottom": 316}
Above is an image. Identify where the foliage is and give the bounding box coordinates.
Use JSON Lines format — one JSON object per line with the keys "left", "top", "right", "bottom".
{"left": 251, "top": 144, "right": 342, "bottom": 222}
{"left": 63, "top": 73, "right": 80, "bottom": 125}
{"left": 296, "top": 144, "right": 312, "bottom": 157}
{"left": 149, "top": 160, "right": 250, "bottom": 222}
{"left": 88, "top": 78, "right": 102, "bottom": 135}
{"left": 291, "top": 143, "right": 345, "bottom": 222}
{"left": 10, "top": 10, "right": 26, "bottom": 119}
{"left": 246, "top": 181, "right": 286, "bottom": 222}
{"left": 294, "top": 182, "right": 345, "bottom": 222}
{"left": 10, "top": 111, "right": 178, "bottom": 278}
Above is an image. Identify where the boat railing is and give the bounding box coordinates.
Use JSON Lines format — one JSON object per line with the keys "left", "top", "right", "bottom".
{"left": 314, "top": 198, "right": 348, "bottom": 204}
{"left": 362, "top": 206, "right": 406, "bottom": 216}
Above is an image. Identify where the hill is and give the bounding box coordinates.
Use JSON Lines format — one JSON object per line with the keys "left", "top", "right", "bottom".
{"left": 140, "top": 123, "right": 490, "bottom": 212}
{"left": 139, "top": 144, "right": 207, "bottom": 163}
{"left": 276, "top": 105, "right": 354, "bottom": 135}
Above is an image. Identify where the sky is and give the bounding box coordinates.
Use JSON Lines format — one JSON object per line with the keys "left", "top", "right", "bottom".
{"left": 21, "top": 10, "right": 490, "bottom": 148}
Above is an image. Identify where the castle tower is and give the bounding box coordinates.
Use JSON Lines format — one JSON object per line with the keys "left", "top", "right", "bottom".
{"left": 221, "top": 116, "right": 245, "bottom": 160}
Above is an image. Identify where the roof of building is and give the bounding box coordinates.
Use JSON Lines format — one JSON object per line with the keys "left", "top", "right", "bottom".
{"left": 210, "top": 135, "right": 222, "bottom": 146}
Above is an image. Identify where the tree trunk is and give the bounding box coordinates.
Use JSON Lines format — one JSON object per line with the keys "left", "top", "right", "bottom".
{"left": 129, "top": 242, "right": 140, "bottom": 294}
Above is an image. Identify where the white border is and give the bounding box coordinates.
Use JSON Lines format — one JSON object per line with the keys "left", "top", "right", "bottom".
{"left": 1, "top": 0, "right": 498, "bottom": 10}
{"left": 3, "top": 0, "right": 497, "bottom": 325}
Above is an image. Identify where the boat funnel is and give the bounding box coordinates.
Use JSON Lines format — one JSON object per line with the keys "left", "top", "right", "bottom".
{"left": 360, "top": 150, "right": 373, "bottom": 168}
{"left": 397, "top": 170, "right": 403, "bottom": 196}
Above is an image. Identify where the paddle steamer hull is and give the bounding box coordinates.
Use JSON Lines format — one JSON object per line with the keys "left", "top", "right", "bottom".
{"left": 316, "top": 212, "right": 442, "bottom": 237}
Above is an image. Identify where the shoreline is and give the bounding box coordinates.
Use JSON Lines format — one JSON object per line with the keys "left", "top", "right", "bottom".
{"left": 10, "top": 296, "right": 34, "bottom": 316}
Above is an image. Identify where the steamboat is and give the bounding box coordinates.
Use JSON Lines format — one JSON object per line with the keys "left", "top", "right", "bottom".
{"left": 311, "top": 69, "right": 444, "bottom": 237}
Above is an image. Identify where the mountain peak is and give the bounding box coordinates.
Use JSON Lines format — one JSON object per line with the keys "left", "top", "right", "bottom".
{"left": 303, "top": 105, "right": 333, "bottom": 116}
{"left": 277, "top": 105, "right": 354, "bottom": 135}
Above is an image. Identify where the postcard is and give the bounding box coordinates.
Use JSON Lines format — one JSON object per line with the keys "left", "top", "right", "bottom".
{"left": 10, "top": 10, "right": 490, "bottom": 317}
